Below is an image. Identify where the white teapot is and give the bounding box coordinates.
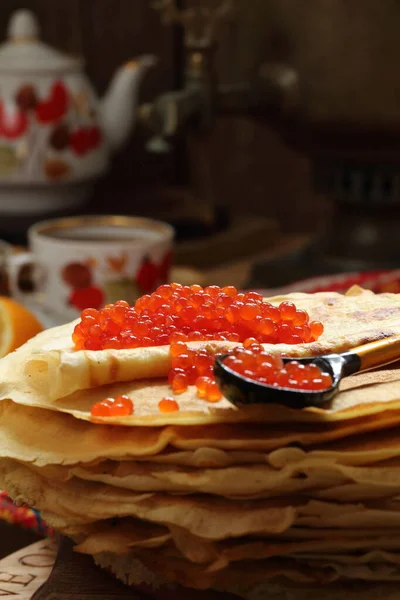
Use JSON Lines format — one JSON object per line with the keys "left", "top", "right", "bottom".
{"left": 0, "top": 10, "right": 155, "bottom": 216}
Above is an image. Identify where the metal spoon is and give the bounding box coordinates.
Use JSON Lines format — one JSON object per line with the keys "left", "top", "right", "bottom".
{"left": 214, "top": 334, "right": 400, "bottom": 409}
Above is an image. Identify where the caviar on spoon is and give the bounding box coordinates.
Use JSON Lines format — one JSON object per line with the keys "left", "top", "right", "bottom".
{"left": 214, "top": 335, "right": 400, "bottom": 409}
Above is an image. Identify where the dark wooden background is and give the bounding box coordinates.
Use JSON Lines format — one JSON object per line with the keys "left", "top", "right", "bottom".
{"left": 1, "top": 1, "right": 400, "bottom": 234}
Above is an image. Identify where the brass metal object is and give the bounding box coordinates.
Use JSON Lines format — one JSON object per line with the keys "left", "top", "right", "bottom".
{"left": 153, "top": 0, "right": 233, "bottom": 47}
{"left": 138, "top": 0, "right": 301, "bottom": 245}
{"left": 141, "top": 1, "right": 299, "bottom": 150}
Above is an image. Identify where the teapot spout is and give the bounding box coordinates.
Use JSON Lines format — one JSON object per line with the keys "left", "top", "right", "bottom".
{"left": 100, "top": 55, "right": 156, "bottom": 152}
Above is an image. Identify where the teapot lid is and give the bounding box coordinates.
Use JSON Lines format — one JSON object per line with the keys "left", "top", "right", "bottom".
{"left": 0, "top": 10, "right": 82, "bottom": 73}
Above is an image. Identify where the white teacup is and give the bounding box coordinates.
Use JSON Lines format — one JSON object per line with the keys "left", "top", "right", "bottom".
{"left": 9, "top": 215, "right": 174, "bottom": 324}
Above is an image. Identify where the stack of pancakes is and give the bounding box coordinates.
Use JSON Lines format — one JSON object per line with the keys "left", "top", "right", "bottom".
{"left": 3, "top": 287, "right": 400, "bottom": 599}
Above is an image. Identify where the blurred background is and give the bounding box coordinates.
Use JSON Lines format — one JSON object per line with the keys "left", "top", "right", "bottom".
{"left": 0, "top": 0, "right": 400, "bottom": 292}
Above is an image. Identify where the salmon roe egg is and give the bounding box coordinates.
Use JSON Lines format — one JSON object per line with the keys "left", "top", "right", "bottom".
{"left": 310, "top": 320, "right": 324, "bottom": 339}
{"left": 224, "top": 348, "right": 333, "bottom": 392}
{"left": 158, "top": 397, "right": 180, "bottom": 413}
{"left": 206, "top": 380, "right": 223, "bottom": 402}
{"left": 194, "top": 351, "right": 213, "bottom": 375}
{"left": 170, "top": 341, "right": 188, "bottom": 357}
{"left": 196, "top": 376, "right": 212, "bottom": 398}
{"left": 171, "top": 372, "right": 189, "bottom": 394}
{"left": 73, "top": 285, "right": 324, "bottom": 350}
{"left": 91, "top": 395, "right": 134, "bottom": 417}
{"left": 279, "top": 301, "right": 296, "bottom": 321}
{"left": 168, "top": 342, "right": 224, "bottom": 401}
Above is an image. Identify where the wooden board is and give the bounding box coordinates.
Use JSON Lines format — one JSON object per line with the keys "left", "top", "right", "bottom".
{"left": 0, "top": 538, "right": 56, "bottom": 599}
{"left": 0, "top": 537, "right": 147, "bottom": 600}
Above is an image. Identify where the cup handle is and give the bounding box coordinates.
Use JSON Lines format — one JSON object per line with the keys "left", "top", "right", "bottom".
{"left": 7, "top": 252, "right": 37, "bottom": 300}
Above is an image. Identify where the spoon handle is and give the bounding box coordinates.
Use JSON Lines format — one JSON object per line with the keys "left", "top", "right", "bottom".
{"left": 343, "top": 334, "right": 400, "bottom": 375}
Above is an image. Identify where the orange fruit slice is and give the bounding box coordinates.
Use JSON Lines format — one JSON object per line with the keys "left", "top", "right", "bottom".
{"left": 0, "top": 296, "right": 43, "bottom": 357}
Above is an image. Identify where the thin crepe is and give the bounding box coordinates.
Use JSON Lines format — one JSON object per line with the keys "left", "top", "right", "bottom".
{"left": 5, "top": 459, "right": 400, "bottom": 538}
{"left": 94, "top": 550, "right": 400, "bottom": 600}
{"left": 4, "top": 365, "right": 400, "bottom": 427}
{"left": 93, "top": 546, "right": 400, "bottom": 590}
{"left": 66, "top": 457, "right": 400, "bottom": 500}
{"left": 73, "top": 518, "right": 172, "bottom": 555}
{"left": 5, "top": 400, "right": 400, "bottom": 466}
{"left": 36, "top": 460, "right": 346, "bottom": 497}
{"left": 70, "top": 517, "right": 400, "bottom": 567}
{"left": 0, "top": 458, "right": 297, "bottom": 537}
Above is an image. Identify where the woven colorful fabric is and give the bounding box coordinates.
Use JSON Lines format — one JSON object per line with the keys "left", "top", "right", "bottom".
{"left": 0, "top": 491, "right": 53, "bottom": 536}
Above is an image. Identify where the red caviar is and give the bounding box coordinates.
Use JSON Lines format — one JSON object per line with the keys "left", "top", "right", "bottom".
{"left": 168, "top": 342, "right": 223, "bottom": 402}
{"left": 196, "top": 376, "right": 210, "bottom": 399}
{"left": 72, "top": 285, "right": 324, "bottom": 350}
{"left": 158, "top": 397, "right": 180, "bottom": 413}
{"left": 224, "top": 343, "right": 332, "bottom": 391}
{"left": 91, "top": 395, "right": 134, "bottom": 417}
{"left": 205, "top": 379, "right": 223, "bottom": 402}
{"left": 171, "top": 371, "right": 189, "bottom": 394}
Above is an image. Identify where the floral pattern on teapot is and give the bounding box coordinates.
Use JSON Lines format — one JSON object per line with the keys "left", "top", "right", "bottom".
{"left": 0, "top": 79, "right": 104, "bottom": 181}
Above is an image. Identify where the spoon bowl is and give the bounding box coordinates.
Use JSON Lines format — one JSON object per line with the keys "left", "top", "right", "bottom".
{"left": 214, "top": 334, "right": 400, "bottom": 409}
{"left": 214, "top": 354, "right": 348, "bottom": 409}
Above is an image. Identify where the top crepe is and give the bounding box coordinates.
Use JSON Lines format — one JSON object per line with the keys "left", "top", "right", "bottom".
{"left": 1, "top": 286, "right": 400, "bottom": 426}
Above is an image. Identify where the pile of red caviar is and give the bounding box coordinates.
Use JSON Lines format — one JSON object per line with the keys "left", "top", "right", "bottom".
{"left": 224, "top": 340, "right": 333, "bottom": 391}
{"left": 73, "top": 284, "right": 324, "bottom": 350}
